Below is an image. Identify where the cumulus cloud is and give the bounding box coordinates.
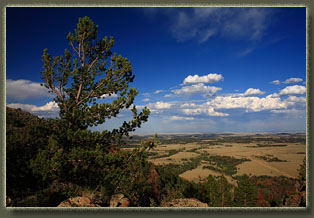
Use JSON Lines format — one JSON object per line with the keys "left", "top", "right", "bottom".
{"left": 270, "top": 80, "right": 280, "bottom": 85}
{"left": 206, "top": 95, "right": 287, "bottom": 112}
{"left": 266, "top": 93, "right": 280, "bottom": 98}
{"left": 183, "top": 73, "right": 223, "bottom": 84}
{"left": 6, "top": 79, "right": 54, "bottom": 100}
{"left": 283, "top": 77, "right": 303, "bottom": 84}
{"left": 154, "top": 101, "right": 172, "bottom": 109}
{"left": 285, "top": 95, "right": 306, "bottom": 104}
{"left": 170, "top": 116, "right": 195, "bottom": 121}
{"left": 147, "top": 101, "right": 173, "bottom": 111}
{"left": 182, "top": 107, "right": 229, "bottom": 117}
{"left": 270, "top": 78, "right": 303, "bottom": 85}
{"left": 141, "top": 92, "right": 305, "bottom": 120}
{"left": 279, "top": 85, "right": 306, "bottom": 95}
{"left": 172, "top": 83, "right": 222, "bottom": 96}
{"left": 180, "top": 103, "right": 197, "bottom": 108}
{"left": 243, "top": 88, "right": 265, "bottom": 96}
{"left": 142, "top": 98, "right": 151, "bottom": 102}
{"left": 7, "top": 101, "right": 59, "bottom": 117}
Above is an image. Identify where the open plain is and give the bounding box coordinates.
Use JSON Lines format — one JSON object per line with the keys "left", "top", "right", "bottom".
{"left": 127, "top": 132, "right": 306, "bottom": 184}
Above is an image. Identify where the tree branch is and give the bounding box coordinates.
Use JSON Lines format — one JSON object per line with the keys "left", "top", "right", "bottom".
{"left": 76, "top": 80, "right": 106, "bottom": 106}
{"left": 70, "top": 41, "right": 79, "bottom": 57}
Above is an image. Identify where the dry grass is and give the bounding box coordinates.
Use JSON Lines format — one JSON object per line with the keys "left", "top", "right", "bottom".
{"left": 150, "top": 151, "right": 199, "bottom": 165}
{"left": 149, "top": 139, "right": 305, "bottom": 179}
{"left": 179, "top": 164, "right": 236, "bottom": 185}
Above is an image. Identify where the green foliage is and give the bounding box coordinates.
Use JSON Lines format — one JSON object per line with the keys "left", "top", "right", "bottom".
{"left": 155, "top": 164, "right": 190, "bottom": 205}
{"left": 6, "top": 108, "right": 54, "bottom": 198}
{"left": 234, "top": 174, "right": 257, "bottom": 207}
{"left": 40, "top": 16, "right": 149, "bottom": 131}
{"left": 298, "top": 158, "right": 306, "bottom": 181}
{"left": 197, "top": 175, "right": 233, "bottom": 207}
{"left": 253, "top": 155, "right": 288, "bottom": 162}
{"left": 7, "top": 16, "right": 154, "bottom": 206}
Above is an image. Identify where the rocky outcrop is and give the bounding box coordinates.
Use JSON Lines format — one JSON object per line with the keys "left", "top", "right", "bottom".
{"left": 162, "top": 198, "right": 208, "bottom": 207}
{"left": 57, "top": 197, "right": 101, "bottom": 207}
{"left": 110, "top": 194, "right": 130, "bottom": 207}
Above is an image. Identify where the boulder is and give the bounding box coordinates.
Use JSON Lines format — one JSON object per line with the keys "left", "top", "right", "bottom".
{"left": 57, "top": 196, "right": 101, "bottom": 207}
{"left": 162, "top": 198, "right": 208, "bottom": 207}
{"left": 110, "top": 194, "right": 130, "bottom": 207}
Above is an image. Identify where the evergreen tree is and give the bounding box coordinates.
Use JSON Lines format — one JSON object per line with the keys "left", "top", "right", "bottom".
{"left": 216, "top": 175, "right": 233, "bottom": 207}
{"left": 199, "top": 175, "right": 233, "bottom": 207}
{"left": 234, "top": 174, "right": 257, "bottom": 207}
{"left": 40, "top": 16, "right": 149, "bottom": 132}
{"left": 199, "top": 175, "right": 219, "bottom": 206}
{"left": 29, "top": 17, "right": 155, "bottom": 206}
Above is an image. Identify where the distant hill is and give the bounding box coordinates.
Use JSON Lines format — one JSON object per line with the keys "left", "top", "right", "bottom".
{"left": 6, "top": 107, "right": 40, "bottom": 132}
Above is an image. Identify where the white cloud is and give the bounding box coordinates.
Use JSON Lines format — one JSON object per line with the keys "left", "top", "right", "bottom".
{"left": 155, "top": 101, "right": 172, "bottom": 109}
{"left": 283, "top": 77, "right": 303, "bottom": 84}
{"left": 147, "top": 101, "right": 172, "bottom": 110}
{"left": 101, "top": 93, "right": 118, "bottom": 98}
{"left": 243, "top": 88, "right": 265, "bottom": 96}
{"left": 266, "top": 93, "right": 280, "bottom": 98}
{"left": 270, "top": 80, "right": 280, "bottom": 85}
{"left": 6, "top": 79, "right": 54, "bottom": 100}
{"left": 170, "top": 8, "right": 272, "bottom": 43}
{"left": 170, "top": 116, "right": 195, "bottom": 121}
{"left": 285, "top": 95, "right": 306, "bottom": 104}
{"left": 180, "top": 103, "right": 197, "bottom": 108}
{"left": 222, "top": 8, "right": 269, "bottom": 41}
{"left": 271, "top": 108, "right": 304, "bottom": 114}
{"left": 142, "top": 98, "right": 151, "bottom": 102}
{"left": 7, "top": 101, "right": 59, "bottom": 117}
{"left": 172, "top": 83, "right": 222, "bottom": 96}
{"left": 206, "top": 95, "right": 287, "bottom": 112}
{"left": 182, "top": 107, "right": 229, "bottom": 117}
{"left": 279, "top": 85, "right": 306, "bottom": 95}
{"left": 154, "top": 90, "right": 164, "bottom": 94}
{"left": 183, "top": 73, "right": 223, "bottom": 84}
{"left": 164, "top": 94, "right": 174, "bottom": 98}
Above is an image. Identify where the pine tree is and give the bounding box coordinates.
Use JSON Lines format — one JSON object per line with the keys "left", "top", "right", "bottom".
{"left": 30, "top": 17, "right": 155, "bottom": 205}
{"left": 217, "top": 175, "right": 233, "bottom": 207}
{"left": 40, "top": 16, "right": 149, "bottom": 132}
{"left": 234, "top": 174, "right": 257, "bottom": 207}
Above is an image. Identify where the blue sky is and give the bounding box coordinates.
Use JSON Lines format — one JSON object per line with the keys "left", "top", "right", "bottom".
{"left": 6, "top": 7, "right": 306, "bottom": 133}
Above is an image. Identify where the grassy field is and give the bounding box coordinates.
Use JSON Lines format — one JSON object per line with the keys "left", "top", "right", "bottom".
{"left": 126, "top": 133, "right": 306, "bottom": 184}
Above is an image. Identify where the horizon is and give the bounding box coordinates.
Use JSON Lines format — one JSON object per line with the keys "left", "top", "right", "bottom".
{"left": 6, "top": 7, "right": 306, "bottom": 133}
{"left": 127, "top": 131, "right": 306, "bottom": 136}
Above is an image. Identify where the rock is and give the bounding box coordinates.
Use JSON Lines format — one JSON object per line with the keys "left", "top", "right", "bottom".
{"left": 57, "top": 197, "right": 101, "bottom": 207}
{"left": 110, "top": 194, "right": 130, "bottom": 207}
{"left": 162, "top": 198, "right": 208, "bottom": 207}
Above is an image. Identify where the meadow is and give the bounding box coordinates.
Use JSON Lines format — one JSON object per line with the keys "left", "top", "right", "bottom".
{"left": 125, "top": 133, "right": 306, "bottom": 185}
